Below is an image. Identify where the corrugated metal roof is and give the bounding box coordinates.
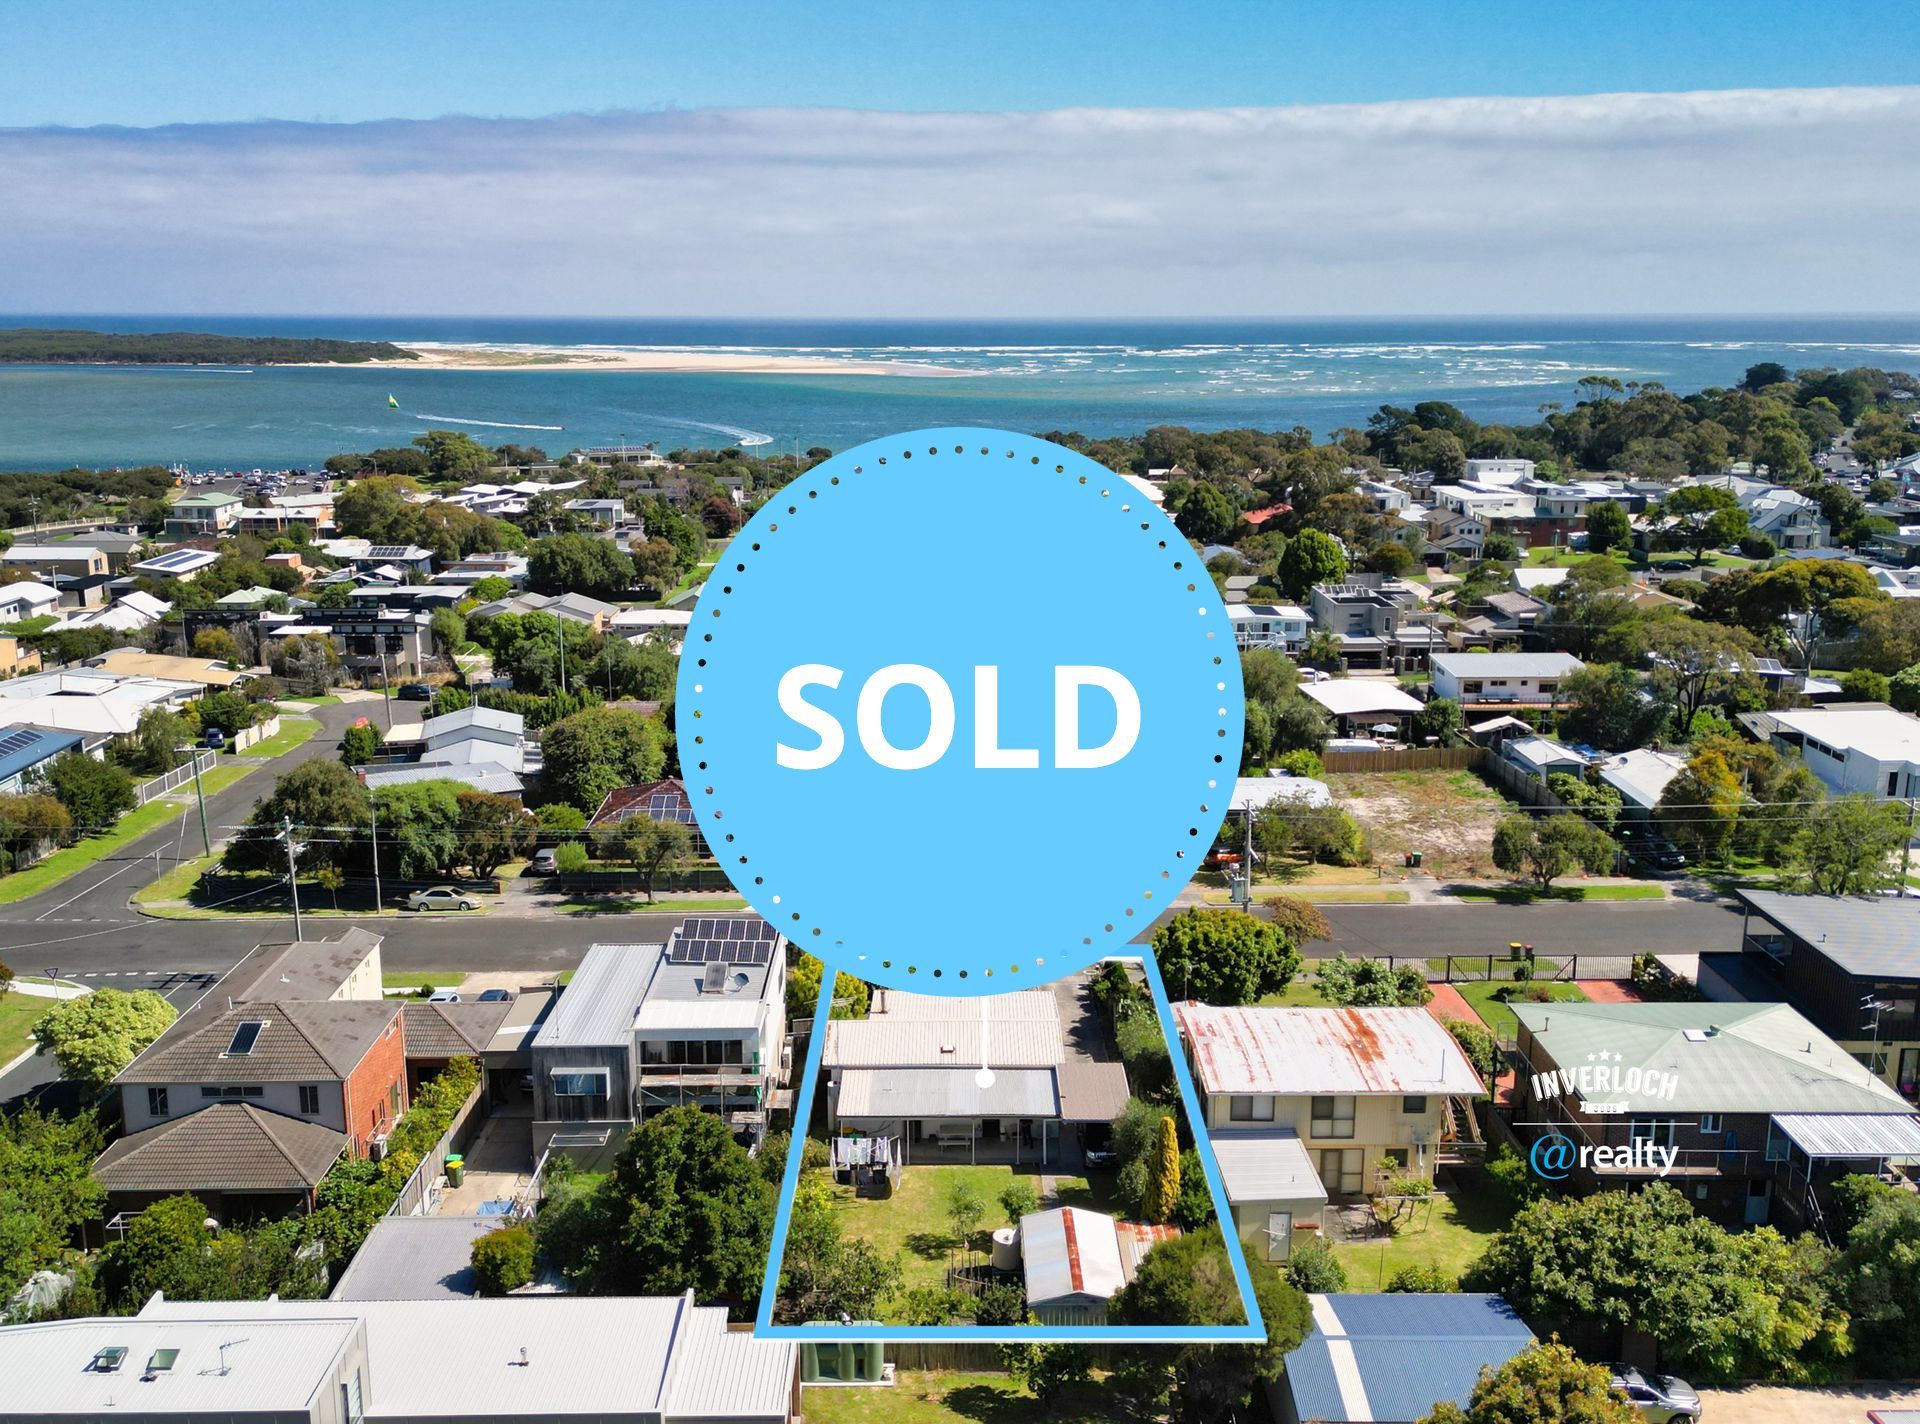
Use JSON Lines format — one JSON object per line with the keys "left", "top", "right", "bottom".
{"left": 1738, "top": 889, "right": 1920, "bottom": 977}
{"left": 1771, "top": 1113, "right": 1920, "bottom": 1159}
{"left": 533, "top": 942, "right": 662, "bottom": 1048}
{"left": 871, "top": 987, "right": 1060, "bottom": 1020}
{"left": 1021, "top": 1207, "right": 1126, "bottom": 1305}
{"left": 1175, "top": 1005, "right": 1484, "bottom": 1098}
{"left": 1285, "top": 1293, "right": 1534, "bottom": 1424}
{"left": 635, "top": 998, "right": 766, "bottom": 1031}
{"left": 1512, "top": 1001, "right": 1912, "bottom": 1114}
{"left": 835, "top": 1067, "right": 1058, "bottom": 1119}
{"left": 1430, "top": 651, "right": 1584, "bottom": 679}
{"left": 660, "top": 1299, "right": 800, "bottom": 1420}
{"left": 823, "top": 1018, "right": 1064, "bottom": 1069}
{"left": 1302, "top": 680, "right": 1424, "bottom": 716}
{"left": 1210, "top": 1128, "right": 1327, "bottom": 1206}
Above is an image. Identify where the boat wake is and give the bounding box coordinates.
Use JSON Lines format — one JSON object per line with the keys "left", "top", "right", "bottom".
{"left": 410, "top": 412, "right": 565, "bottom": 432}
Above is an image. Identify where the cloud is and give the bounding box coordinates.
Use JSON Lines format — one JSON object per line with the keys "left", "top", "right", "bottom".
{"left": 3, "top": 87, "right": 1917, "bottom": 316}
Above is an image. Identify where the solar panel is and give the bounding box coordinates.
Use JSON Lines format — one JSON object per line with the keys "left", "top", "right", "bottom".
{"left": 226, "top": 1020, "right": 264, "bottom": 1056}
{"left": 368, "top": 545, "right": 415, "bottom": 558}
{"left": 0, "top": 729, "right": 41, "bottom": 758}
{"left": 668, "top": 916, "right": 778, "bottom": 965}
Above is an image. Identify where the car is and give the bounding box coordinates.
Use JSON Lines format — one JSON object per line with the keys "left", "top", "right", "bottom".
{"left": 202, "top": 728, "right": 226, "bottom": 750}
{"left": 1609, "top": 1364, "right": 1701, "bottom": 1422}
{"left": 1628, "top": 833, "right": 1687, "bottom": 872}
{"left": 476, "top": 988, "right": 514, "bottom": 1003}
{"left": 530, "top": 847, "right": 559, "bottom": 875}
{"left": 396, "top": 682, "right": 434, "bottom": 702}
{"left": 407, "top": 886, "right": 480, "bottom": 912}
{"left": 426, "top": 989, "right": 462, "bottom": 1003}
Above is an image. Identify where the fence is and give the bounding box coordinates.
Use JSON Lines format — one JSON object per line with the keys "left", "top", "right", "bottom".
{"left": 1303, "top": 948, "right": 1637, "bottom": 988}
{"left": 228, "top": 714, "right": 282, "bottom": 753}
{"left": 881, "top": 1341, "right": 1125, "bottom": 1372}
{"left": 1478, "top": 751, "right": 1574, "bottom": 811}
{"left": 384, "top": 1077, "right": 489, "bottom": 1218}
{"left": 1321, "top": 745, "right": 1484, "bottom": 774}
{"left": 133, "top": 751, "right": 218, "bottom": 806}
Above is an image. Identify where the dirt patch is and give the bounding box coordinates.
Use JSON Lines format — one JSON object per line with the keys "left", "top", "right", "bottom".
{"left": 1326, "top": 770, "right": 1514, "bottom": 879}
{"left": 1696, "top": 1383, "right": 1920, "bottom": 1423}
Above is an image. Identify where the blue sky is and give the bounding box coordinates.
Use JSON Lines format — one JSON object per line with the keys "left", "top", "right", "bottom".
{"left": 7, "top": 0, "right": 1920, "bottom": 125}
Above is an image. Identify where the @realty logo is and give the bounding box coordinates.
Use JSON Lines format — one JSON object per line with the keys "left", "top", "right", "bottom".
{"left": 1527, "top": 1130, "right": 1678, "bottom": 1179}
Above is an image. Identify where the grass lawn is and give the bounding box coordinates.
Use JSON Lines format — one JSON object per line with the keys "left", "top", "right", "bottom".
{"left": 1447, "top": 882, "right": 1664, "bottom": 904}
{"left": 1293, "top": 888, "right": 1411, "bottom": 903}
{"left": 1331, "top": 1188, "right": 1515, "bottom": 1291}
{"left": 381, "top": 971, "right": 468, "bottom": 992}
{"left": 555, "top": 895, "right": 749, "bottom": 915}
{"left": 0, "top": 796, "right": 196, "bottom": 905}
{"left": 192, "top": 762, "right": 263, "bottom": 796}
{"left": 1259, "top": 979, "right": 1337, "bottom": 1006}
{"left": 1452, "top": 979, "right": 1589, "bottom": 1041}
{"left": 827, "top": 1163, "right": 1117, "bottom": 1305}
{"left": 0, "top": 992, "right": 51, "bottom": 1064}
{"left": 236, "top": 716, "right": 320, "bottom": 759}
{"left": 803, "top": 1372, "right": 1115, "bottom": 1424}
{"left": 277, "top": 694, "right": 342, "bottom": 708}
{"left": 133, "top": 852, "right": 220, "bottom": 906}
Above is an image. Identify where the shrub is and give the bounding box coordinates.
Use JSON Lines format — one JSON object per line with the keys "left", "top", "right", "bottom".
{"left": 553, "top": 841, "right": 590, "bottom": 874}
{"left": 1484, "top": 1145, "right": 1544, "bottom": 1214}
{"left": 1273, "top": 748, "right": 1324, "bottom": 779}
{"left": 758, "top": 1130, "right": 829, "bottom": 1183}
{"left": 974, "top": 1281, "right": 1028, "bottom": 1327}
{"left": 1284, "top": 1236, "right": 1347, "bottom": 1292}
{"left": 1442, "top": 1016, "right": 1501, "bottom": 1083}
{"left": 999, "top": 1178, "right": 1040, "bottom": 1226}
{"left": 1385, "top": 1263, "right": 1456, "bottom": 1292}
{"left": 470, "top": 1223, "right": 536, "bottom": 1295}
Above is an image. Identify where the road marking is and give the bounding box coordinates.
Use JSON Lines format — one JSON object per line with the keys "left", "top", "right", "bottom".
{"left": 33, "top": 853, "right": 147, "bottom": 921}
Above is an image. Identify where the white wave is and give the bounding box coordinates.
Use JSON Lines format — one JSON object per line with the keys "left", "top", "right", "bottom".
{"left": 410, "top": 412, "right": 565, "bottom": 431}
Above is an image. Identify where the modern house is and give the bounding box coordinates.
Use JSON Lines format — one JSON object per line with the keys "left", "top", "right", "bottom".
{"left": 820, "top": 974, "right": 1130, "bottom": 1174}
{"left": 1174, "top": 1006, "right": 1483, "bottom": 1261}
{"left": 1429, "top": 651, "right": 1583, "bottom": 707}
{"left": 316, "top": 539, "right": 436, "bottom": 578}
{"left": 1757, "top": 705, "right": 1920, "bottom": 799}
{"left": 0, "top": 1291, "right": 800, "bottom": 1424}
{"left": 1308, "top": 578, "right": 1446, "bottom": 670}
{"left": 431, "top": 551, "right": 528, "bottom": 587}
{"left": 233, "top": 492, "right": 336, "bottom": 537}
{"left": 1300, "top": 678, "right": 1425, "bottom": 738}
{"left": 1274, "top": 1293, "right": 1535, "bottom": 1424}
{"left": 252, "top": 608, "right": 435, "bottom": 675}
{"left": 1229, "top": 603, "right": 1312, "bottom": 651}
{"left": 1509, "top": 999, "right": 1919, "bottom": 1232}
{"left": 530, "top": 917, "right": 789, "bottom": 1162}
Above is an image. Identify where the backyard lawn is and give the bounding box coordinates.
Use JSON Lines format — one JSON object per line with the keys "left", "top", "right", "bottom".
{"left": 1452, "top": 979, "right": 1589, "bottom": 1042}
{"left": 803, "top": 1371, "right": 1117, "bottom": 1424}
{"left": 1330, "top": 1187, "right": 1514, "bottom": 1291}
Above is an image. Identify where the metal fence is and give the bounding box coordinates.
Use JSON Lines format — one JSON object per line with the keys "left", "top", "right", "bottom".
{"left": 1304, "top": 949, "right": 1638, "bottom": 985}
{"left": 133, "top": 751, "right": 218, "bottom": 806}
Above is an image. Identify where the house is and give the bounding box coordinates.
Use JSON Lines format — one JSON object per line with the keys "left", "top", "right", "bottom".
{"left": 1478, "top": 590, "right": 1548, "bottom": 634}
{"left": 1300, "top": 678, "right": 1424, "bottom": 737}
{"left": 0, "top": 668, "right": 203, "bottom": 736}
{"left": 1704, "top": 891, "right": 1920, "bottom": 1101}
{"left": 588, "top": 777, "right": 707, "bottom": 854}
{"left": 1, "top": 544, "right": 109, "bottom": 580}
{"left": 1229, "top": 603, "right": 1312, "bottom": 651}
{"left": 1464, "top": 458, "right": 1535, "bottom": 482}
{"left": 1019, "top": 1206, "right": 1179, "bottom": 1326}
{"left": 130, "top": 547, "right": 222, "bottom": 581}
{"left": 52, "top": 589, "right": 170, "bottom": 634}
{"left": 1174, "top": 1006, "right": 1483, "bottom": 1259}
{"left": 65, "top": 528, "right": 147, "bottom": 572}
{"left": 416, "top": 704, "right": 530, "bottom": 774}
{"left": 0, "top": 635, "right": 42, "bottom": 679}
{"left": 563, "top": 497, "right": 631, "bottom": 527}
{"left": 0, "top": 726, "right": 83, "bottom": 794}
{"left": 1274, "top": 1293, "right": 1534, "bottom": 1424}
{"left": 162, "top": 490, "right": 243, "bottom": 537}
{"left": 1229, "top": 774, "right": 1333, "bottom": 816}
{"left": 530, "top": 917, "right": 789, "bottom": 1161}
{"left": 431, "top": 551, "right": 528, "bottom": 587}
{"left": 1594, "top": 747, "right": 1688, "bottom": 820}
{"left": 233, "top": 492, "right": 336, "bottom": 537}
{"left": 316, "top": 538, "right": 436, "bottom": 578}
{"left": 357, "top": 760, "right": 525, "bottom": 800}
{"left": 1509, "top": 999, "right": 1917, "bottom": 1231}
{"left": 1509, "top": 566, "right": 1569, "bottom": 596}
{"left": 1429, "top": 652, "right": 1583, "bottom": 707}
{"left": 49, "top": 571, "right": 115, "bottom": 611}
{"left": 1501, "top": 735, "right": 1588, "bottom": 782}
{"left": 92, "top": 649, "right": 247, "bottom": 691}
{"left": 1357, "top": 479, "right": 1411, "bottom": 513}
{"left": 1308, "top": 578, "right": 1446, "bottom": 670}
{"left": 254, "top": 608, "right": 434, "bottom": 675}
{"left": 0, "top": 580, "right": 61, "bottom": 623}
{"left": 471, "top": 589, "right": 619, "bottom": 631}
{"left": 821, "top": 972, "right": 1130, "bottom": 1173}
{"left": 0, "top": 1291, "right": 800, "bottom": 1424}
{"left": 1758, "top": 705, "right": 1920, "bottom": 798}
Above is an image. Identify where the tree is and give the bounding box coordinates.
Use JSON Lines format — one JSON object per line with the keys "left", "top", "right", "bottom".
{"left": 998, "top": 1178, "right": 1040, "bottom": 1226}
{"left": 999, "top": 1337, "right": 1094, "bottom": 1405}
{"left": 526, "top": 533, "right": 634, "bottom": 601}
{"left": 1285, "top": 1236, "right": 1349, "bottom": 1292}
{"left": 1838, "top": 1192, "right": 1920, "bottom": 1377}
{"left": 0, "top": 1107, "right": 107, "bottom": 1303}
{"left": 1654, "top": 751, "right": 1743, "bottom": 866}
{"left": 540, "top": 707, "right": 668, "bottom": 812}
{"left": 600, "top": 1107, "right": 774, "bottom": 1317}
{"left": 270, "top": 632, "right": 342, "bottom": 693}
{"left": 1277, "top": 529, "right": 1348, "bottom": 602}
{"left": 1840, "top": 668, "right": 1891, "bottom": 702}
{"left": 190, "top": 627, "right": 241, "bottom": 663}
{"left": 42, "top": 752, "right": 135, "bottom": 832}
{"left": 339, "top": 721, "right": 382, "bottom": 766}
{"left": 945, "top": 1177, "right": 987, "bottom": 1256}
{"left": 1585, "top": 498, "right": 1631, "bottom": 554}
{"left": 1481, "top": 533, "right": 1520, "bottom": 563}
{"left": 1151, "top": 908, "right": 1303, "bottom": 1004}
{"left": 1659, "top": 485, "right": 1748, "bottom": 563}
{"left": 1637, "top": 619, "right": 1760, "bottom": 734}
{"left": 1417, "top": 1340, "right": 1637, "bottom": 1424}
{"left": 119, "top": 707, "right": 188, "bottom": 776}
{"left": 629, "top": 536, "right": 683, "bottom": 589}
{"left": 1171, "top": 481, "right": 1236, "bottom": 544}
{"left": 1262, "top": 894, "right": 1332, "bottom": 946}
{"left": 429, "top": 605, "right": 467, "bottom": 654}
{"left": 1891, "top": 663, "right": 1920, "bottom": 715}
{"left": 1111, "top": 1232, "right": 1313, "bottom": 1423}
{"left": 194, "top": 689, "right": 262, "bottom": 737}
{"left": 224, "top": 760, "right": 369, "bottom": 873}
{"left": 1413, "top": 697, "right": 1464, "bottom": 746}
{"left": 786, "top": 952, "right": 870, "bottom": 1022}
{"left": 616, "top": 816, "right": 691, "bottom": 902}
{"left": 470, "top": 1223, "right": 536, "bottom": 1295}
{"left": 370, "top": 780, "right": 464, "bottom": 879}
{"left": 0, "top": 792, "right": 73, "bottom": 866}
{"left": 1783, "top": 795, "right": 1910, "bottom": 895}
{"left": 1315, "top": 953, "right": 1433, "bottom": 1006}
{"left": 31, "top": 987, "right": 177, "bottom": 1091}
{"left": 1141, "top": 1115, "right": 1180, "bottom": 1224}
{"left": 1443, "top": 1016, "right": 1501, "bottom": 1084}
{"left": 412, "top": 428, "right": 495, "bottom": 480}
{"left": 455, "top": 790, "right": 535, "bottom": 877}
{"left": 1490, "top": 813, "right": 1616, "bottom": 890}
{"left": 1547, "top": 774, "right": 1624, "bottom": 834}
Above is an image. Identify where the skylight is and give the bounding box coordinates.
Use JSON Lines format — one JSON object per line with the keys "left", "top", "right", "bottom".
{"left": 226, "top": 1021, "right": 265, "bottom": 1056}
{"left": 90, "top": 1346, "right": 127, "bottom": 1373}
{"left": 145, "top": 1348, "right": 179, "bottom": 1376}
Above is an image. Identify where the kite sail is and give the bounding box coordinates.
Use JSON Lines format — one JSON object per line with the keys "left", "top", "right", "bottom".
{"left": 386, "top": 394, "right": 399, "bottom": 408}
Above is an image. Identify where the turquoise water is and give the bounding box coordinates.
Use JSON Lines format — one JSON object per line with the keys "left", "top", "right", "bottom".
{"left": 1, "top": 316, "right": 1916, "bottom": 470}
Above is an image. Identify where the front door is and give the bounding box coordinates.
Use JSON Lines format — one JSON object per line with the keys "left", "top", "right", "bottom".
{"left": 1319, "top": 1148, "right": 1363, "bottom": 1194}
{"left": 1900, "top": 1048, "right": 1919, "bottom": 1101}
{"left": 1744, "top": 1178, "right": 1771, "bottom": 1225}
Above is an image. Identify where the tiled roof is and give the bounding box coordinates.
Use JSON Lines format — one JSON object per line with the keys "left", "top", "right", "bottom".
{"left": 402, "top": 1001, "right": 514, "bottom": 1057}
{"left": 93, "top": 1103, "right": 347, "bottom": 1192}
{"left": 118, "top": 1000, "right": 400, "bottom": 1084}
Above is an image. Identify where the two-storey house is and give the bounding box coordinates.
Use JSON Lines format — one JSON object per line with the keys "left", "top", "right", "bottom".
{"left": 1228, "top": 602, "right": 1312, "bottom": 651}
{"left": 1430, "top": 652, "right": 1584, "bottom": 708}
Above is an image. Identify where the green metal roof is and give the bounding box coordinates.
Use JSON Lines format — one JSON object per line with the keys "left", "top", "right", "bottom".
{"left": 1511, "top": 1001, "right": 1910, "bottom": 1115}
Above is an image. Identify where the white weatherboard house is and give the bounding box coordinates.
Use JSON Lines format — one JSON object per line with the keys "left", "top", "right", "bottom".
{"left": 1229, "top": 602, "right": 1311, "bottom": 650}
{"left": 1174, "top": 1005, "right": 1483, "bottom": 1262}
{"left": 1429, "top": 651, "right": 1584, "bottom": 706}
{"left": 1762, "top": 706, "right": 1920, "bottom": 799}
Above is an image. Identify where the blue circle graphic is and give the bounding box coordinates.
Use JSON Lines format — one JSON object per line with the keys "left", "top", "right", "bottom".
{"left": 678, "top": 428, "right": 1242, "bottom": 992}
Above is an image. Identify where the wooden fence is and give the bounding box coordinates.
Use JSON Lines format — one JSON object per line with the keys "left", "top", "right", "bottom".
{"left": 384, "top": 1078, "right": 489, "bottom": 1218}
{"left": 1477, "top": 751, "right": 1573, "bottom": 812}
{"left": 1321, "top": 745, "right": 1484, "bottom": 774}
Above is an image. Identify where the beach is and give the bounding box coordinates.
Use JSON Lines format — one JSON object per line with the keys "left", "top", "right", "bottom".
{"left": 319, "top": 343, "right": 970, "bottom": 377}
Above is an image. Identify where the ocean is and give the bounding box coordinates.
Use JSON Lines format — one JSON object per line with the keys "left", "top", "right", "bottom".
{"left": 2, "top": 316, "right": 1918, "bottom": 471}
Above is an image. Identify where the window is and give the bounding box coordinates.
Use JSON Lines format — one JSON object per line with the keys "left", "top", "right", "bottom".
{"left": 1462, "top": 680, "right": 1483, "bottom": 695}
{"left": 299, "top": 1085, "right": 321, "bottom": 1115}
{"left": 1630, "top": 1118, "right": 1677, "bottom": 1150}
{"left": 226, "top": 1020, "right": 265, "bottom": 1056}
{"left": 1229, "top": 1095, "right": 1274, "bottom": 1122}
{"left": 342, "top": 1371, "right": 365, "bottom": 1424}
{"left": 1264, "top": 1211, "right": 1293, "bottom": 1262}
{"left": 389, "top": 1081, "right": 402, "bottom": 1118}
{"left": 551, "top": 1066, "right": 612, "bottom": 1122}
{"left": 147, "top": 1087, "right": 169, "bottom": 1117}
{"left": 200, "top": 1085, "right": 264, "bottom": 1099}
{"left": 1311, "top": 1095, "right": 1356, "bottom": 1139}
{"left": 1318, "top": 1147, "right": 1364, "bottom": 1193}
{"left": 1698, "top": 1113, "right": 1721, "bottom": 1134}
{"left": 1401, "top": 1095, "right": 1429, "bottom": 1115}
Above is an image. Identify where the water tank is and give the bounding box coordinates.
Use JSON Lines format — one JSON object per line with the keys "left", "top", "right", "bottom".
{"left": 991, "top": 1226, "right": 1020, "bottom": 1272}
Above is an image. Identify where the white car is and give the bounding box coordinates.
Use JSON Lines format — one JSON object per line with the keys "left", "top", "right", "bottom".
{"left": 406, "top": 886, "right": 480, "bottom": 912}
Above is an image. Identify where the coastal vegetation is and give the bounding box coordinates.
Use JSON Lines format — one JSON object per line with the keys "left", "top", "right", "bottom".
{"left": 0, "top": 327, "right": 414, "bottom": 365}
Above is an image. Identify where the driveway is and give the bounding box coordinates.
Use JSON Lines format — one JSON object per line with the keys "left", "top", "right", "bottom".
{"left": 1696, "top": 1383, "right": 1920, "bottom": 1422}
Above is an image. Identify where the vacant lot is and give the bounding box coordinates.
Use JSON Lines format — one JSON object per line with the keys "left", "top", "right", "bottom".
{"left": 1326, "top": 769, "right": 1514, "bottom": 879}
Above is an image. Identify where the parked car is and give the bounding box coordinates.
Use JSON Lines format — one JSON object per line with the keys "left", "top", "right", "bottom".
{"left": 427, "top": 989, "right": 462, "bottom": 1003}
{"left": 201, "top": 728, "right": 226, "bottom": 750}
{"left": 530, "top": 847, "right": 559, "bottom": 875}
{"left": 397, "top": 682, "right": 434, "bottom": 701}
{"left": 476, "top": 988, "right": 513, "bottom": 1003}
{"left": 407, "top": 886, "right": 480, "bottom": 912}
{"left": 1627, "top": 832, "right": 1687, "bottom": 872}
{"left": 1609, "top": 1364, "right": 1701, "bottom": 1422}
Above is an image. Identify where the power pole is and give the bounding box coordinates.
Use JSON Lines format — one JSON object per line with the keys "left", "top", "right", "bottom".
{"left": 1903, "top": 796, "right": 1917, "bottom": 887}
{"left": 188, "top": 748, "right": 211, "bottom": 858}
{"left": 278, "top": 816, "right": 307, "bottom": 942}
{"left": 377, "top": 651, "right": 394, "bottom": 732}
{"left": 368, "top": 792, "right": 384, "bottom": 916}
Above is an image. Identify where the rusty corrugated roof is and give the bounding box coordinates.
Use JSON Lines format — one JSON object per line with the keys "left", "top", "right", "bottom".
{"left": 1174, "top": 1004, "right": 1483, "bottom": 1097}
